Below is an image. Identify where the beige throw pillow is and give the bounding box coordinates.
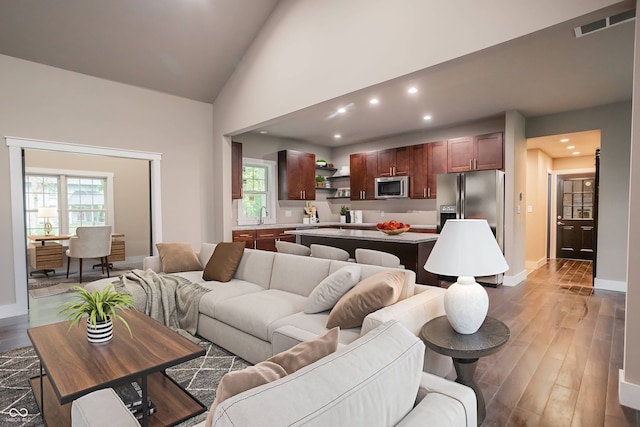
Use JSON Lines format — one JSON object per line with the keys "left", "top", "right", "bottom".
{"left": 304, "top": 266, "right": 361, "bottom": 314}
{"left": 326, "top": 270, "right": 406, "bottom": 329}
{"left": 156, "top": 243, "right": 202, "bottom": 273}
{"left": 202, "top": 242, "right": 245, "bottom": 282}
{"left": 205, "top": 361, "right": 287, "bottom": 427}
{"left": 205, "top": 327, "right": 339, "bottom": 427}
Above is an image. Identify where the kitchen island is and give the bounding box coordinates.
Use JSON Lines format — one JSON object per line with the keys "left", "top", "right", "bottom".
{"left": 285, "top": 228, "right": 439, "bottom": 286}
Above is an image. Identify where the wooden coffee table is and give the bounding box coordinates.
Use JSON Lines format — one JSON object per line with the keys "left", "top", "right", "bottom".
{"left": 27, "top": 309, "right": 206, "bottom": 427}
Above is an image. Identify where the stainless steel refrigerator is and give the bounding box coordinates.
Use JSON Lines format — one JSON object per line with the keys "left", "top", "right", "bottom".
{"left": 436, "top": 169, "right": 505, "bottom": 285}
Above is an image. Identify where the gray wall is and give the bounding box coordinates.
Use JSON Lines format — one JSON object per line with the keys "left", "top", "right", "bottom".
{"left": 526, "top": 101, "right": 632, "bottom": 287}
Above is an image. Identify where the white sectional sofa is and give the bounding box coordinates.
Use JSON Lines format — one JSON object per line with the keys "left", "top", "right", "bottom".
{"left": 125, "top": 242, "right": 453, "bottom": 374}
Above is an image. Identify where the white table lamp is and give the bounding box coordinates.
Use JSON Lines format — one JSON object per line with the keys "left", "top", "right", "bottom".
{"left": 38, "top": 207, "right": 58, "bottom": 236}
{"left": 424, "top": 219, "right": 508, "bottom": 334}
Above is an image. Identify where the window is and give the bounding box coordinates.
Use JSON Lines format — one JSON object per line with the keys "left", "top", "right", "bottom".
{"left": 25, "top": 168, "right": 114, "bottom": 237}
{"left": 237, "top": 159, "right": 276, "bottom": 225}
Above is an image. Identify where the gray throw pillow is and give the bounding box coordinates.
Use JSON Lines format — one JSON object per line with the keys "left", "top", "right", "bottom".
{"left": 304, "top": 265, "right": 361, "bottom": 314}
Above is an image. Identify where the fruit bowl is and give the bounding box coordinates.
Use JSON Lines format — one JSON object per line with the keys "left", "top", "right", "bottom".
{"left": 377, "top": 227, "right": 410, "bottom": 235}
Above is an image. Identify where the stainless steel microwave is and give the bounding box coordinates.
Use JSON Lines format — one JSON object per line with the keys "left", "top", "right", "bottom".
{"left": 375, "top": 176, "right": 409, "bottom": 199}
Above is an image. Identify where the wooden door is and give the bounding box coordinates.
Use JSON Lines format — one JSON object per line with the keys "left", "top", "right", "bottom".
{"left": 377, "top": 149, "right": 395, "bottom": 177}
{"left": 350, "top": 153, "right": 365, "bottom": 200}
{"left": 426, "top": 141, "right": 447, "bottom": 199}
{"left": 447, "top": 136, "right": 474, "bottom": 172}
{"left": 278, "top": 150, "right": 315, "bottom": 200}
{"left": 364, "top": 151, "right": 378, "bottom": 200}
{"left": 474, "top": 132, "right": 503, "bottom": 170}
{"left": 410, "top": 143, "right": 428, "bottom": 199}
{"left": 556, "top": 174, "right": 595, "bottom": 260}
{"left": 231, "top": 142, "right": 243, "bottom": 199}
{"left": 298, "top": 151, "right": 316, "bottom": 200}
{"left": 394, "top": 146, "right": 411, "bottom": 176}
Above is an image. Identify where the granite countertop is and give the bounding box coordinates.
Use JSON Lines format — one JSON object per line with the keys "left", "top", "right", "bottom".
{"left": 285, "top": 227, "right": 439, "bottom": 244}
{"left": 233, "top": 222, "right": 437, "bottom": 231}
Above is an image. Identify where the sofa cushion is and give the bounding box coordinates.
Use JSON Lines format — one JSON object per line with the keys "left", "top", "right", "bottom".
{"left": 269, "top": 253, "right": 332, "bottom": 297}
{"left": 233, "top": 249, "right": 275, "bottom": 290}
{"left": 329, "top": 260, "right": 416, "bottom": 301}
{"left": 326, "top": 270, "right": 405, "bottom": 329}
{"left": 156, "top": 242, "right": 202, "bottom": 273}
{"left": 202, "top": 242, "right": 245, "bottom": 282}
{"left": 304, "top": 265, "right": 361, "bottom": 314}
{"left": 210, "top": 321, "right": 424, "bottom": 427}
{"left": 214, "top": 289, "right": 307, "bottom": 342}
{"left": 205, "top": 361, "right": 287, "bottom": 427}
{"left": 267, "top": 327, "right": 339, "bottom": 374}
{"left": 198, "top": 279, "right": 266, "bottom": 318}
{"left": 268, "top": 312, "right": 361, "bottom": 347}
{"left": 199, "top": 243, "right": 217, "bottom": 267}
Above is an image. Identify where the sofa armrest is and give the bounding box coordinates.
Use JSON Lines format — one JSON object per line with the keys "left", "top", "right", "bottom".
{"left": 143, "top": 255, "right": 162, "bottom": 272}
{"left": 361, "top": 286, "right": 452, "bottom": 376}
{"left": 71, "top": 388, "right": 139, "bottom": 427}
{"left": 271, "top": 325, "right": 346, "bottom": 355}
{"left": 396, "top": 372, "right": 477, "bottom": 427}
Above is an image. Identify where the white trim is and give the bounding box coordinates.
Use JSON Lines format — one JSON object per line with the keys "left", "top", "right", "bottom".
{"left": 594, "top": 277, "right": 626, "bottom": 293}
{"left": 3, "top": 137, "right": 162, "bottom": 320}
{"left": 619, "top": 369, "right": 640, "bottom": 410}
{"left": 237, "top": 158, "right": 277, "bottom": 226}
{"left": 525, "top": 257, "right": 548, "bottom": 271}
{"left": 503, "top": 269, "right": 527, "bottom": 287}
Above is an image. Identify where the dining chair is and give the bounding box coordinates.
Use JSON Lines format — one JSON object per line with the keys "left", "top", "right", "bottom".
{"left": 66, "top": 226, "right": 113, "bottom": 283}
{"left": 275, "top": 241, "right": 311, "bottom": 256}
{"left": 310, "top": 244, "right": 351, "bottom": 261}
{"left": 355, "top": 248, "right": 402, "bottom": 268}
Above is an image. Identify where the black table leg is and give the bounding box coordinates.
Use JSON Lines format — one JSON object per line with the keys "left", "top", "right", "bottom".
{"left": 39, "top": 363, "right": 44, "bottom": 419}
{"left": 453, "top": 357, "right": 484, "bottom": 425}
{"left": 141, "top": 376, "right": 148, "bottom": 427}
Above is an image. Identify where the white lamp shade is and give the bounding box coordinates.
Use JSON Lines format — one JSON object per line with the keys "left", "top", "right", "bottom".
{"left": 38, "top": 207, "right": 58, "bottom": 218}
{"left": 424, "top": 219, "right": 508, "bottom": 277}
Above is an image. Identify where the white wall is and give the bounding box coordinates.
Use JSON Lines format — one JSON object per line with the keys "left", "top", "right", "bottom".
{"left": 526, "top": 149, "right": 553, "bottom": 269}
{"left": 526, "top": 101, "right": 632, "bottom": 290}
{"left": 0, "top": 55, "right": 213, "bottom": 313}
{"left": 211, "top": 0, "right": 620, "bottom": 241}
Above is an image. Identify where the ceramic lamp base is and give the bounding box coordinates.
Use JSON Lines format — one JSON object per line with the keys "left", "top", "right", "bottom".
{"left": 444, "top": 276, "right": 489, "bottom": 334}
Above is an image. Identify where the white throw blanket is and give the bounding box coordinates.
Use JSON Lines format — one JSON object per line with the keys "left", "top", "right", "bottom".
{"left": 114, "top": 268, "right": 210, "bottom": 341}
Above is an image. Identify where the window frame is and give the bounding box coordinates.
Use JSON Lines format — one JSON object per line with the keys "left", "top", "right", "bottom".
{"left": 237, "top": 158, "right": 277, "bottom": 226}
{"left": 25, "top": 167, "right": 114, "bottom": 236}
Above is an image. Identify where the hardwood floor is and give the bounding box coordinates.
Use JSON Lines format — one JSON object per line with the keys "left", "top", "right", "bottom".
{"left": 1, "top": 259, "right": 637, "bottom": 426}
{"left": 479, "top": 259, "right": 638, "bottom": 426}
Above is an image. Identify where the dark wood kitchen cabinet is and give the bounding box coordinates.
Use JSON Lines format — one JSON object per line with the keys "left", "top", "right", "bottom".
{"left": 232, "top": 141, "right": 243, "bottom": 199}
{"left": 350, "top": 152, "right": 378, "bottom": 200}
{"left": 232, "top": 230, "right": 256, "bottom": 249}
{"left": 233, "top": 227, "right": 297, "bottom": 251}
{"left": 378, "top": 146, "right": 411, "bottom": 177}
{"left": 410, "top": 141, "right": 446, "bottom": 199}
{"left": 447, "top": 132, "right": 503, "bottom": 172}
{"left": 278, "top": 150, "right": 316, "bottom": 200}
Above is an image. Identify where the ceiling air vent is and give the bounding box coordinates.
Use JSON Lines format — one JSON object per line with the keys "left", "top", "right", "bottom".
{"left": 574, "top": 9, "right": 635, "bottom": 37}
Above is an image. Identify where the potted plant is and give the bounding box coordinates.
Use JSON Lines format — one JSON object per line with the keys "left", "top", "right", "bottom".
{"left": 59, "top": 284, "right": 135, "bottom": 343}
{"left": 315, "top": 175, "right": 326, "bottom": 188}
{"left": 340, "top": 205, "right": 349, "bottom": 223}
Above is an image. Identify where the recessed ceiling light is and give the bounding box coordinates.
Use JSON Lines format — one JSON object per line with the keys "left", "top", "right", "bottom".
{"left": 337, "top": 107, "right": 346, "bottom": 114}
{"left": 408, "top": 87, "right": 418, "bottom": 94}
{"left": 423, "top": 115, "right": 432, "bottom": 121}
{"left": 567, "top": 145, "right": 575, "bottom": 149}
{"left": 259, "top": 130, "right": 268, "bottom": 134}
{"left": 369, "top": 98, "right": 379, "bottom": 105}
{"left": 334, "top": 134, "right": 341, "bottom": 139}
{"left": 572, "top": 151, "right": 581, "bottom": 155}
{"left": 560, "top": 138, "right": 570, "bottom": 142}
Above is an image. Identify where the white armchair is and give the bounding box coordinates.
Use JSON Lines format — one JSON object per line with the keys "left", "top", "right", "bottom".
{"left": 66, "top": 226, "right": 113, "bottom": 283}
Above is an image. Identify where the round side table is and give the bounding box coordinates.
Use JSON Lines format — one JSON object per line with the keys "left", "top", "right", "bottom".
{"left": 420, "top": 315, "right": 510, "bottom": 425}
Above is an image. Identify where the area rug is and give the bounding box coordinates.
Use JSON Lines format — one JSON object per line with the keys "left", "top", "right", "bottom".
{"left": 0, "top": 338, "right": 249, "bottom": 426}
{"left": 28, "top": 268, "right": 133, "bottom": 299}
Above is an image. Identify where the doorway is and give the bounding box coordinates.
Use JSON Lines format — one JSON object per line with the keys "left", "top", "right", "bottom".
{"left": 555, "top": 173, "right": 595, "bottom": 260}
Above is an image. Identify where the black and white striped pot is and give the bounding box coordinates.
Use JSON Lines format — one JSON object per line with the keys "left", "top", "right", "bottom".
{"left": 87, "top": 318, "right": 113, "bottom": 343}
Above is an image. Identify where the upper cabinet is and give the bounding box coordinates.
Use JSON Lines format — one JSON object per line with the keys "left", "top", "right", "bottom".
{"left": 232, "top": 141, "right": 243, "bottom": 199}
{"left": 350, "top": 152, "right": 377, "bottom": 200}
{"left": 410, "top": 141, "right": 446, "bottom": 199}
{"left": 378, "top": 146, "right": 411, "bottom": 177}
{"left": 278, "top": 150, "right": 316, "bottom": 200}
{"left": 447, "top": 132, "right": 503, "bottom": 172}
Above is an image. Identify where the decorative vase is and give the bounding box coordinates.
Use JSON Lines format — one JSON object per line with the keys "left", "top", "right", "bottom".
{"left": 340, "top": 215, "right": 346, "bottom": 223}
{"left": 87, "top": 317, "right": 113, "bottom": 343}
{"left": 443, "top": 276, "right": 488, "bottom": 334}
{"left": 345, "top": 211, "right": 351, "bottom": 223}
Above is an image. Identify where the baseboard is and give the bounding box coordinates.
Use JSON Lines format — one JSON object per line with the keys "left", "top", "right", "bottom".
{"left": 503, "top": 270, "right": 527, "bottom": 287}
{"left": 595, "top": 278, "right": 626, "bottom": 293}
{"left": 619, "top": 369, "right": 640, "bottom": 410}
{"left": 525, "top": 258, "right": 547, "bottom": 271}
{"left": 0, "top": 303, "right": 29, "bottom": 320}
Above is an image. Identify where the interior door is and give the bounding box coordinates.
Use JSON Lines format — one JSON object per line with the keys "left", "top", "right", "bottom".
{"left": 556, "top": 174, "right": 595, "bottom": 260}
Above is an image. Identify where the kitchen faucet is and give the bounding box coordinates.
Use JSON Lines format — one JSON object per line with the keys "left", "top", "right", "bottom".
{"left": 259, "top": 206, "right": 268, "bottom": 225}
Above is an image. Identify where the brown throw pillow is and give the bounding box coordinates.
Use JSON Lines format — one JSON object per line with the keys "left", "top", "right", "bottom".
{"left": 202, "top": 242, "right": 245, "bottom": 282}
{"left": 156, "top": 243, "right": 202, "bottom": 273}
{"left": 205, "top": 361, "right": 287, "bottom": 427}
{"left": 326, "top": 270, "right": 406, "bottom": 329}
{"left": 268, "top": 327, "right": 339, "bottom": 374}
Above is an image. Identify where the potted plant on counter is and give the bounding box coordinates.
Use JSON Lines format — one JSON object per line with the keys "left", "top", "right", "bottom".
{"left": 340, "top": 205, "right": 350, "bottom": 223}
{"left": 59, "top": 284, "right": 135, "bottom": 343}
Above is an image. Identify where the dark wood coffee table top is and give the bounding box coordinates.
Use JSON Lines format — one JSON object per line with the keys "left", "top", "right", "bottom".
{"left": 28, "top": 308, "right": 205, "bottom": 404}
